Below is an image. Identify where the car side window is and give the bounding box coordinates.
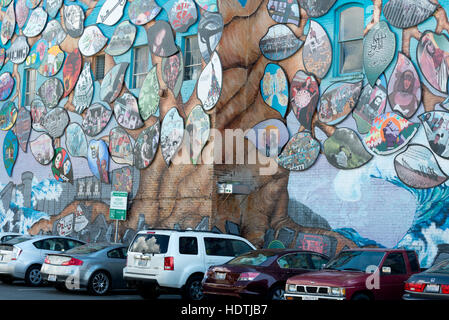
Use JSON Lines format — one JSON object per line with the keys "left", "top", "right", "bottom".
{"left": 54, "top": 239, "right": 65, "bottom": 251}
{"left": 309, "top": 254, "right": 329, "bottom": 269}
{"left": 120, "top": 247, "right": 128, "bottom": 259}
{"left": 383, "top": 252, "right": 407, "bottom": 275}
{"left": 204, "top": 238, "right": 234, "bottom": 257}
{"left": 107, "top": 249, "right": 122, "bottom": 259}
{"left": 179, "top": 237, "right": 198, "bottom": 255}
{"left": 230, "top": 240, "right": 253, "bottom": 257}
{"left": 406, "top": 251, "right": 420, "bottom": 273}
{"left": 35, "top": 239, "right": 56, "bottom": 251}
{"left": 278, "top": 253, "right": 310, "bottom": 269}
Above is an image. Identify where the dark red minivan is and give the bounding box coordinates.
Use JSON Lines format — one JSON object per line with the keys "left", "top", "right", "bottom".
{"left": 202, "top": 249, "right": 329, "bottom": 300}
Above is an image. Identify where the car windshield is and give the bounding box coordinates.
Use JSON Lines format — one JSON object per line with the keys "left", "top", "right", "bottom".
{"left": 325, "top": 251, "right": 385, "bottom": 272}
{"left": 426, "top": 259, "right": 449, "bottom": 274}
{"left": 129, "top": 234, "right": 169, "bottom": 254}
{"left": 3, "top": 236, "right": 32, "bottom": 245}
{"left": 65, "top": 244, "right": 111, "bottom": 255}
{"left": 227, "top": 251, "right": 277, "bottom": 266}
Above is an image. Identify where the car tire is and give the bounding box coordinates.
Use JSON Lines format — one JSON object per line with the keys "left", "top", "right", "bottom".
{"left": 183, "top": 275, "right": 204, "bottom": 301}
{"left": 269, "top": 284, "right": 286, "bottom": 300}
{"left": 87, "top": 271, "right": 111, "bottom": 296}
{"left": 351, "top": 293, "right": 371, "bottom": 301}
{"left": 137, "top": 284, "right": 160, "bottom": 300}
{"left": 25, "top": 265, "right": 43, "bottom": 286}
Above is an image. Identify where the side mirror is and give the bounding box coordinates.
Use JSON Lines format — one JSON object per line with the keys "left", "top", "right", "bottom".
{"left": 382, "top": 266, "right": 391, "bottom": 275}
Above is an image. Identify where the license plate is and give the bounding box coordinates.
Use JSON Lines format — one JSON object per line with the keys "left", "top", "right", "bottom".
{"left": 215, "top": 272, "right": 226, "bottom": 280}
{"left": 137, "top": 259, "right": 148, "bottom": 267}
{"left": 425, "top": 284, "right": 440, "bottom": 293}
{"left": 48, "top": 274, "right": 57, "bottom": 282}
{"left": 302, "top": 296, "right": 319, "bottom": 300}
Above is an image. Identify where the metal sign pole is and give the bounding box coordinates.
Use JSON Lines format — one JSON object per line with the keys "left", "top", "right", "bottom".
{"left": 114, "top": 220, "right": 118, "bottom": 243}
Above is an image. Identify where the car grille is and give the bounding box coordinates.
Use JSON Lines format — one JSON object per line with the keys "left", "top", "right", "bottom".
{"left": 293, "top": 285, "right": 330, "bottom": 295}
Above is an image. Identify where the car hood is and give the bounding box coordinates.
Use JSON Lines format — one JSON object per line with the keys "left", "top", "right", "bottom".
{"left": 287, "top": 270, "right": 369, "bottom": 287}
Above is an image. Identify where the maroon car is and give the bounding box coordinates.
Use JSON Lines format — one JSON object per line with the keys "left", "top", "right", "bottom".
{"left": 202, "top": 249, "right": 329, "bottom": 300}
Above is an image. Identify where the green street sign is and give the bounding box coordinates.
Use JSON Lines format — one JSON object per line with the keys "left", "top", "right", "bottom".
{"left": 109, "top": 191, "right": 128, "bottom": 221}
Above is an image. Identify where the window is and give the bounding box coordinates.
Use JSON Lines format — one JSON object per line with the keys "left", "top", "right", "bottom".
{"left": 129, "top": 234, "right": 170, "bottom": 254}
{"left": 64, "top": 239, "right": 84, "bottom": 251}
{"left": 204, "top": 238, "right": 253, "bottom": 257}
{"left": 94, "top": 54, "right": 106, "bottom": 81}
{"left": 230, "top": 240, "right": 253, "bottom": 257}
{"left": 406, "top": 251, "right": 420, "bottom": 273}
{"left": 184, "top": 35, "right": 202, "bottom": 81}
{"left": 132, "top": 46, "right": 150, "bottom": 89}
{"left": 433, "top": 253, "right": 449, "bottom": 266}
{"left": 337, "top": 5, "right": 364, "bottom": 75}
{"left": 382, "top": 253, "right": 407, "bottom": 275}
{"left": 179, "top": 237, "right": 198, "bottom": 255}
{"left": 309, "top": 254, "right": 330, "bottom": 269}
{"left": 107, "top": 249, "right": 123, "bottom": 259}
{"left": 277, "top": 253, "right": 310, "bottom": 269}
{"left": 228, "top": 251, "right": 277, "bottom": 266}
{"left": 24, "top": 69, "right": 37, "bottom": 106}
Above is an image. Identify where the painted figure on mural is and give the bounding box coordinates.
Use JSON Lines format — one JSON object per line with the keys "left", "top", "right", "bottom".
{"left": 419, "top": 33, "right": 449, "bottom": 92}
{"left": 390, "top": 70, "right": 419, "bottom": 116}
{"left": 90, "top": 144, "right": 109, "bottom": 183}
{"left": 383, "top": 120, "right": 405, "bottom": 149}
{"left": 291, "top": 75, "right": 319, "bottom": 130}
{"left": 163, "top": 53, "right": 180, "bottom": 91}
{"left": 52, "top": 148, "right": 73, "bottom": 183}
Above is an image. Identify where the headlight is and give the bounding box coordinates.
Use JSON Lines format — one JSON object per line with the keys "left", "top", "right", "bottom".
{"left": 288, "top": 284, "right": 296, "bottom": 292}
{"left": 330, "top": 287, "right": 346, "bottom": 296}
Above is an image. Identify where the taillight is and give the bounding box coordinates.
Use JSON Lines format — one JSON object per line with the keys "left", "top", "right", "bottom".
{"left": 61, "top": 258, "right": 83, "bottom": 266}
{"left": 441, "top": 285, "right": 449, "bottom": 294}
{"left": 238, "top": 272, "right": 260, "bottom": 281}
{"left": 404, "top": 282, "right": 426, "bottom": 292}
{"left": 164, "top": 256, "right": 174, "bottom": 270}
{"left": 44, "top": 256, "right": 50, "bottom": 264}
{"left": 11, "top": 247, "right": 22, "bottom": 261}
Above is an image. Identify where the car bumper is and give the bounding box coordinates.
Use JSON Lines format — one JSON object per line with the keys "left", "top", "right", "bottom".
{"left": 40, "top": 264, "right": 89, "bottom": 288}
{"left": 123, "top": 267, "right": 176, "bottom": 289}
{"left": 403, "top": 293, "right": 449, "bottom": 300}
{"left": 202, "top": 282, "right": 263, "bottom": 299}
{"left": 284, "top": 293, "right": 346, "bottom": 301}
{"left": 0, "top": 262, "right": 15, "bottom": 277}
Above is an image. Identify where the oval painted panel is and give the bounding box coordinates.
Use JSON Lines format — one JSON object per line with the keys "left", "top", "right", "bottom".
{"left": 147, "top": 21, "right": 178, "bottom": 58}
{"left": 109, "top": 127, "right": 134, "bottom": 165}
{"left": 25, "top": 39, "right": 48, "bottom": 69}
{"left": 3, "top": 130, "right": 18, "bottom": 176}
{"left": 30, "top": 99, "right": 47, "bottom": 132}
{"left": 0, "top": 0, "right": 12, "bottom": 7}
{"left": 52, "top": 147, "right": 73, "bottom": 183}
{"left": 267, "top": 0, "right": 300, "bottom": 26}
{"left": 0, "top": 73, "right": 15, "bottom": 101}
{"left": 45, "top": 0, "right": 62, "bottom": 18}
{"left": 26, "top": 0, "right": 40, "bottom": 9}
{"left": 364, "top": 112, "right": 420, "bottom": 156}
{"left": 167, "top": 0, "right": 198, "bottom": 33}
{"left": 185, "top": 105, "right": 210, "bottom": 165}
{"left": 87, "top": 139, "right": 110, "bottom": 183}
{"left": 363, "top": 21, "right": 396, "bottom": 87}
{"left": 388, "top": 52, "right": 421, "bottom": 119}
{"left": 395, "top": 144, "right": 448, "bottom": 189}
{"left": 16, "top": 0, "right": 30, "bottom": 29}
{"left": 40, "top": 107, "right": 69, "bottom": 138}
{"left": 161, "top": 49, "right": 184, "bottom": 98}
{"left": 23, "top": 7, "right": 47, "bottom": 38}
{"left": 1, "top": 2, "right": 15, "bottom": 45}
{"left": 318, "top": 81, "right": 362, "bottom": 125}
{"left": 299, "top": 0, "right": 336, "bottom": 17}
{"left": 65, "top": 123, "right": 87, "bottom": 158}
{"left": 30, "top": 133, "right": 53, "bottom": 165}
{"left": 245, "top": 119, "right": 289, "bottom": 158}
{"left": 290, "top": 70, "right": 319, "bottom": 131}
{"left": 100, "top": 63, "right": 128, "bottom": 103}
{"left": 63, "top": 4, "right": 85, "bottom": 38}
{"left": 6, "top": 35, "right": 29, "bottom": 64}
{"left": 42, "top": 19, "right": 67, "bottom": 46}
{"left": 259, "top": 24, "right": 303, "bottom": 61}
{"left": 193, "top": 0, "right": 217, "bottom": 12}
{"left": 303, "top": 20, "right": 332, "bottom": 79}
{"left": 419, "top": 111, "right": 449, "bottom": 159}
{"left": 113, "top": 92, "right": 144, "bottom": 130}
{"left": 138, "top": 66, "right": 159, "bottom": 121}
{"left": 384, "top": 0, "right": 437, "bottom": 29}
{"left": 78, "top": 26, "right": 107, "bottom": 57}
{"left": 161, "top": 107, "right": 184, "bottom": 166}
{"left": 73, "top": 62, "right": 94, "bottom": 114}
{"left": 128, "top": 0, "right": 161, "bottom": 26}
{"left": 82, "top": 103, "right": 112, "bottom": 137}
{"left": 198, "top": 11, "right": 223, "bottom": 64}
{"left": 324, "top": 128, "right": 373, "bottom": 170}
{"left": 0, "top": 48, "right": 5, "bottom": 71}
{"left": 133, "top": 121, "right": 160, "bottom": 170}
{"left": 14, "top": 107, "right": 31, "bottom": 152}
{"left": 276, "top": 131, "right": 320, "bottom": 171}
{"left": 97, "top": 0, "right": 126, "bottom": 26}
{"left": 0, "top": 101, "right": 17, "bottom": 130}
{"left": 417, "top": 31, "right": 449, "bottom": 94}
{"left": 38, "top": 45, "right": 65, "bottom": 77}
{"left": 260, "top": 63, "right": 288, "bottom": 117}
{"left": 197, "top": 51, "right": 222, "bottom": 111}
{"left": 105, "top": 21, "right": 136, "bottom": 56}
{"left": 62, "top": 49, "right": 82, "bottom": 97}
{"left": 38, "top": 77, "right": 63, "bottom": 109}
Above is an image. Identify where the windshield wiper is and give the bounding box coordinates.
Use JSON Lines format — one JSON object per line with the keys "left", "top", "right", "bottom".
{"left": 340, "top": 268, "right": 363, "bottom": 272}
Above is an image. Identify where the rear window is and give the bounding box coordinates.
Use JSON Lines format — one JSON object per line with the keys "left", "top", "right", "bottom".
{"left": 66, "top": 244, "right": 110, "bottom": 255}
{"left": 228, "top": 251, "right": 276, "bottom": 266}
{"left": 4, "top": 236, "right": 31, "bottom": 245}
{"left": 130, "top": 234, "right": 170, "bottom": 254}
{"left": 1, "top": 234, "right": 20, "bottom": 243}
{"left": 426, "top": 259, "right": 449, "bottom": 274}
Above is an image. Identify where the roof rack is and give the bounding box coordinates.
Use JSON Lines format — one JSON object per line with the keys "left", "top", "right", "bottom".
{"left": 138, "top": 228, "right": 222, "bottom": 235}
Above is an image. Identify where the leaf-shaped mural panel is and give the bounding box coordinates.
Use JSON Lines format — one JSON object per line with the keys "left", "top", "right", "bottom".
{"left": 388, "top": 52, "right": 421, "bottom": 118}
{"left": 364, "top": 112, "right": 419, "bottom": 156}
{"left": 38, "top": 45, "right": 65, "bottom": 77}
{"left": 290, "top": 70, "right": 319, "bottom": 131}
{"left": 260, "top": 63, "right": 288, "bottom": 117}
{"left": 324, "top": 128, "right": 373, "bottom": 170}
{"left": 276, "top": 131, "right": 320, "bottom": 171}
{"left": 161, "top": 107, "right": 184, "bottom": 166}
{"left": 40, "top": 107, "right": 69, "bottom": 138}
{"left": 318, "top": 81, "right": 362, "bottom": 125}
{"left": 87, "top": 139, "right": 110, "bottom": 183}
{"left": 16, "top": 0, "right": 29, "bottom": 29}
{"left": 299, "top": 0, "right": 336, "bottom": 17}
{"left": 52, "top": 147, "right": 73, "bottom": 183}
{"left": 42, "top": 19, "right": 67, "bottom": 47}
{"left": 363, "top": 21, "right": 396, "bottom": 87}
{"left": 25, "top": 39, "right": 48, "bottom": 70}
{"left": 105, "top": 21, "right": 136, "bottom": 56}
{"left": 198, "top": 11, "right": 223, "bottom": 64}
{"left": 63, "top": 4, "right": 85, "bottom": 38}
{"left": 100, "top": 63, "right": 128, "bottom": 103}
{"left": 30, "top": 133, "right": 53, "bottom": 165}
{"left": 384, "top": 0, "right": 437, "bottom": 29}
{"left": 267, "top": 0, "right": 300, "bottom": 26}
{"left": 133, "top": 121, "right": 160, "bottom": 169}
{"left": 82, "top": 103, "right": 112, "bottom": 137}
{"left": 30, "top": 99, "right": 47, "bottom": 132}
{"left": 245, "top": 119, "right": 289, "bottom": 158}
{"left": 6, "top": 36, "right": 29, "bottom": 64}
{"left": 394, "top": 144, "right": 448, "bottom": 189}
{"left": 73, "top": 62, "right": 94, "bottom": 114}
{"left": 146, "top": 21, "right": 178, "bottom": 58}
{"left": 97, "top": 0, "right": 126, "bottom": 26}
{"left": 62, "top": 49, "right": 82, "bottom": 98}
{"left": 185, "top": 105, "right": 210, "bottom": 165}
{"left": 38, "top": 77, "right": 64, "bottom": 109}
{"left": 109, "top": 127, "right": 134, "bottom": 166}
{"left": 45, "top": 0, "right": 62, "bottom": 18}
{"left": 419, "top": 111, "right": 449, "bottom": 159}
{"left": 0, "top": 48, "right": 5, "bottom": 71}
{"left": 259, "top": 24, "right": 303, "bottom": 61}
{"left": 23, "top": 7, "right": 47, "bottom": 38}
{"left": 78, "top": 26, "right": 107, "bottom": 57}
{"left": 197, "top": 51, "right": 222, "bottom": 111}
{"left": 114, "top": 92, "right": 144, "bottom": 130}
{"left": 167, "top": 0, "right": 198, "bottom": 34}
{"left": 194, "top": 0, "right": 217, "bottom": 12}
{"left": 161, "top": 49, "right": 184, "bottom": 98}
{"left": 0, "top": 101, "right": 17, "bottom": 131}
{"left": 1, "top": 2, "right": 15, "bottom": 45}
{"left": 26, "top": 0, "right": 40, "bottom": 9}
{"left": 138, "top": 66, "right": 159, "bottom": 121}
{"left": 128, "top": 0, "right": 161, "bottom": 26}
{"left": 303, "top": 20, "right": 332, "bottom": 79}
{"left": 3, "top": 130, "right": 18, "bottom": 176}
{"left": 14, "top": 107, "right": 31, "bottom": 152}
{"left": 0, "top": 73, "right": 15, "bottom": 101}
{"left": 65, "top": 123, "right": 88, "bottom": 158}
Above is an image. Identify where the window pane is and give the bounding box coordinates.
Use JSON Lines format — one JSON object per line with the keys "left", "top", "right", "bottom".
{"left": 383, "top": 253, "right": 407, "bottom": 275}
{"left": 278, "top": 253, "right": 309, "bottom": 269}
{"left": 95, "top": 55, "right": 105, "bottom": 80}
{"left": 204, "top": 238, "right": 233, "bottom": 256}
{"left": 129, "top": 234, "right": 170, "bottom": 254}
{"left": 339, "top": 6, "right": 364, "bottom": 41}
{"left": 184, "top": 35, "right": 202, "bottom": 81}
{"left": 132, "top": 46, "right": 149, "bottom": 89}
{"left": 407, "top": 251, "right": 420, "bottom": 272}
{"left": 310, "top": 254, "right": 329, "bottom": 269}
{"left": 340, "top": 39, "right": 363, "bottom": 74}
{"left": 231, "top": 240, "right": 253, "bottom": 257}
{"left": 25, "top": 69, "right": 37, "bottom": 106}
{"left": 179, "top": 237, "right": 198, "bottom": 255}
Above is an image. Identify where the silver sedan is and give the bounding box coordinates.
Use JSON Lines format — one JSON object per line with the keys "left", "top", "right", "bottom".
{"left": 41, "top": 243, "right": 128, "bottom": 296}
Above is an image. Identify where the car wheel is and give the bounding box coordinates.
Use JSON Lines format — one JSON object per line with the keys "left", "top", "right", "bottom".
{"left": 25, "top": 265, "right": 43, "bottom": 286}
{"left": 351, "top": 293, "right": 371, "bottom": 301}
{"left": 137, "top": 284, "right": 159, "bottom": 300}
{"left": 87, "top": 271, "right": 111, "bottom": 296}
{"left": 269, "top": 284, "right": 286, "bottom": 300}
{"left": 183, "top": 275, "right": 204, "bottom": 301}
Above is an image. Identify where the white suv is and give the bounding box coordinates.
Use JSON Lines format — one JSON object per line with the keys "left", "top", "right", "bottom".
{"left": 123, "top": 229, "right": 256, "bottom": 300}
